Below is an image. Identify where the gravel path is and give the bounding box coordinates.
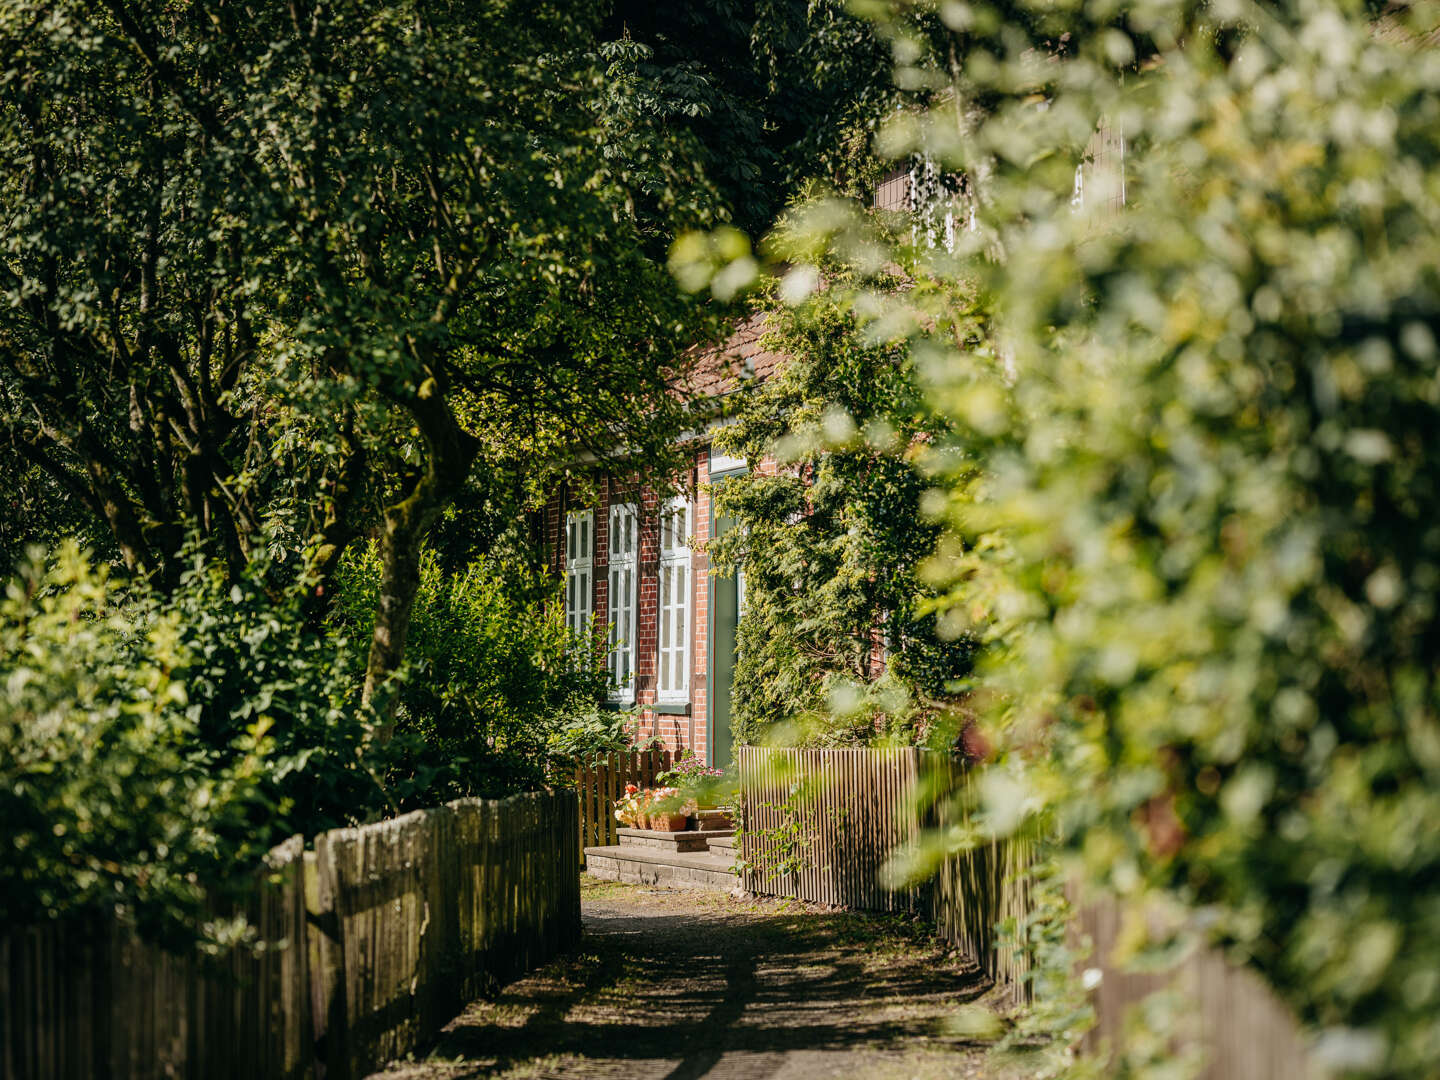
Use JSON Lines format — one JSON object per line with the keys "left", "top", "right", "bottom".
{"left": 367, "top": 876, "right": 1015, "bottom": 1080}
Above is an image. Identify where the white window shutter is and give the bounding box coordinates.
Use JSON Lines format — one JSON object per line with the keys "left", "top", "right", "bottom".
{"left": 607, "top": 503, "right": 638, "bottom": 702}
{"left": 656, "top": 497, "right": 692, "bottom": 703}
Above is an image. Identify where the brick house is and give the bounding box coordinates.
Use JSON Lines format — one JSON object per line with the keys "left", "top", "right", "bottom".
{"left": 542, "top": 311, "right": 784, "bottom": 767}
{"left": 544, "top": 141, "right": 1126, "bottom": 766}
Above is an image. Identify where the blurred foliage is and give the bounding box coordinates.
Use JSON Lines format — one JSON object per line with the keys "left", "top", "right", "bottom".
{"left": 708, "top": 248, "right": 977, "bottom": 748}
{"left": 680, "top": 0, "right": 1440, "bottom": 1074}
{"left": 333, "top": 544, "right": 610, "bottom": 801}
{"left": 889, "top": 0, "right": 1440, "bottom": 1076}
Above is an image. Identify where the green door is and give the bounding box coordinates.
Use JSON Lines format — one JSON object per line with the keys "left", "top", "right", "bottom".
{"left": 709, "top": 504, "right": 740, "bottom": 767}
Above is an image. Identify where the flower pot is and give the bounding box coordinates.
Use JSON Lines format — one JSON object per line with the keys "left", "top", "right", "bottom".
{"left": 649, "top": 812, "right": 688, "bottom": 832}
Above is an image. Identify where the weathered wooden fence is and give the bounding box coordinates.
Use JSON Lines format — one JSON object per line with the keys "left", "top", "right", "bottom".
{"left": 736, "top": 747, "right": 925, "bottom": 911}
{"left": 1, "top": 790, "right": 579, "bottom": 1080}
{"left": 573, "top": 748, "right": 672, "bottom": 863}
{"left": 734, "top": 747, "right": 1034, "bottom": 996}
{"left": 1074, "top": 889, "right": 1323, "bottom": 1080}
{"left": 735, "top": 746, "right": 1318, "bottom": 1077}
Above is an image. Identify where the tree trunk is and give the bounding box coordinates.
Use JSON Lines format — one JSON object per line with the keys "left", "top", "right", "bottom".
{"left": 361, "top": 377, "right": 478, "bottom": 741}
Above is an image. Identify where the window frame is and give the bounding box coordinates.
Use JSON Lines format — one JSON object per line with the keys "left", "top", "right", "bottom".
{"left": 606, "top": 502, "right": 639, "bottom": 703}
{"left": 656, "top": 496, "right": 693, "bottom": 705}
{"left": 564, "top": 509, "right": 594, "bottom": 639}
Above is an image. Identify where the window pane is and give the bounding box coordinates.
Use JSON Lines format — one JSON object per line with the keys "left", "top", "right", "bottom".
{"left": 674, "top": 583, "right": 685, "bottom": 646}
{"left": 659, "top": 568, "right": 671, "bottom": 648}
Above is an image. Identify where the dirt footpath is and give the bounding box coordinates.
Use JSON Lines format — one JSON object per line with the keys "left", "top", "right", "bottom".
{"left": 367, "top": 876, "right": 1021, "bottom": 1080}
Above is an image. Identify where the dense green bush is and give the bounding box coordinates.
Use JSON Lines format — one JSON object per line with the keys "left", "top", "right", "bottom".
{"left": 334, "top": 545, "right": 610, "bottom": 800}
{"left": 2, "top": 539, "right": 609, "bottom": 939}
{"left": 156, "top": 552, "right": 399, "bottom": 835}
{"left": 0, "top": 546, "right": 267, "bottom": 939}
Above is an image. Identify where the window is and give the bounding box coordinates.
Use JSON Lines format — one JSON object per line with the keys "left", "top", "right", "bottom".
{"left": 709, "top": 443, "right": 747, "bottom": 476}
{"left": 607, "top": 502, "right": 638, "bottom": 701}
{"left": 656, "top": 496, "right": 692, "bottom": 704}
{"left": 564, "top": 509, "right": 593, "bottom": 637}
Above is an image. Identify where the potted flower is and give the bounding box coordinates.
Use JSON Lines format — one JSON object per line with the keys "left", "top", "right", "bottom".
{"left": 613, "top": 783, "right": 643, "bottom": 828}
{"left": 645, "top": 786, "right": 688, "bottom": 831}
{"left": 659, "top": 753, "right": 732, "bottom": 828}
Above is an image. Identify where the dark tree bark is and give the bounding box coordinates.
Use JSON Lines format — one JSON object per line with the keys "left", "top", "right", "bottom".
{"left": 362, "top": 375, "right": 478, "bottom": 739}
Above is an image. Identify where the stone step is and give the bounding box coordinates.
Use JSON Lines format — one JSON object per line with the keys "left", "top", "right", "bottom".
{"left": 693, "top": 809, "right": 735, "bottom": 830}
{"left": 584, "top": 845, "right": 740, "bottom": 892}
{"left": 706, "top": 833, "right": 738, "bottom": 857}
{"left": 617, "top": 827, "right": 735, "bottom": 854}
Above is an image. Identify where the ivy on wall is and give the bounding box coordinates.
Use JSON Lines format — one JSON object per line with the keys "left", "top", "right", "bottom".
{"left": 708, "top": 253, "right": 977, "bottom": 748}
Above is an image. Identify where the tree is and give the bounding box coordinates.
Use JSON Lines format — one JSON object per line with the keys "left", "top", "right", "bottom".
{"left": 600, "top": 1, "right": 902, "bottom": 239}
{"left": 1, "top": 0, "right": 709, "bottom": 727}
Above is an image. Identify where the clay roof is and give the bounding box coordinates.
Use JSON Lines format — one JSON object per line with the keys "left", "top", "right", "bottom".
{"left": 677, "top": 310, "right": 789, "bottom": 401}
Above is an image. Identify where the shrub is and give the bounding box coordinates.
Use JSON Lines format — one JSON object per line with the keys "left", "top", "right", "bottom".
{"left": 155, "top": 550, "right": 398, "bottom": 835}
{"left": 334, "top": 544, "right": 610, "bottom": 801}
{"left": 546, "top": 708, "right": 637, "bottom": 761}
{"left": 0, "top": 545, "right": 266, "bottom": 940}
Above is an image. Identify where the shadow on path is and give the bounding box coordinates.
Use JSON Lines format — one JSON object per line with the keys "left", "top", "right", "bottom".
{"left": 368, "top": 882, "right": 997, "bottom": 1080}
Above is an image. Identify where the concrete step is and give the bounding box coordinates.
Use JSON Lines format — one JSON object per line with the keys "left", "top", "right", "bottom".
{"left": 693, "top": 809, "right": 735, "bottom": 830}
{"left": 584, "top": 844, "right": 740, "bottom": 892}
{"left": 706, "top": 833, "right": 738, "bottom": 857}
{"left": 617, "top": 827, "right": 735, "bottom": 854}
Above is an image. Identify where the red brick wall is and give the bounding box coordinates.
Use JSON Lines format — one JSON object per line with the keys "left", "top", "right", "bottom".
{"left": 546, "top": 448, "right": 712, "bottom": 764}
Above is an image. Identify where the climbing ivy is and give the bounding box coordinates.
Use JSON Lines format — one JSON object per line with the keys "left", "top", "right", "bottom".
{"left": 708, "top": 248, "right": 977, "bottom": 748}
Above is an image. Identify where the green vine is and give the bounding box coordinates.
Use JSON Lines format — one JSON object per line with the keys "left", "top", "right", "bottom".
{"left": 734, "top": 781, "right": 849, "bottom": 882}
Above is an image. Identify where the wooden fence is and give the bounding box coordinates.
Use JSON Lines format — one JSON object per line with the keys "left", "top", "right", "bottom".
{"left": 733, "top": 747, "right": 1318, "bottom": 1077}
{"left": 573, "top": 748, "right": 673, "bottom": 862}
{"left": 734, "top": 747, "right": 1034, "bottom": 996}
{"left": 1, "top": 790, "right": 579, "bottom": 1080}
{"left": 736, "top": 746, "right": 925, "bottom": 911}
{"left": 1074, "top": 889, "right": 1322, "bottom": 1080}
